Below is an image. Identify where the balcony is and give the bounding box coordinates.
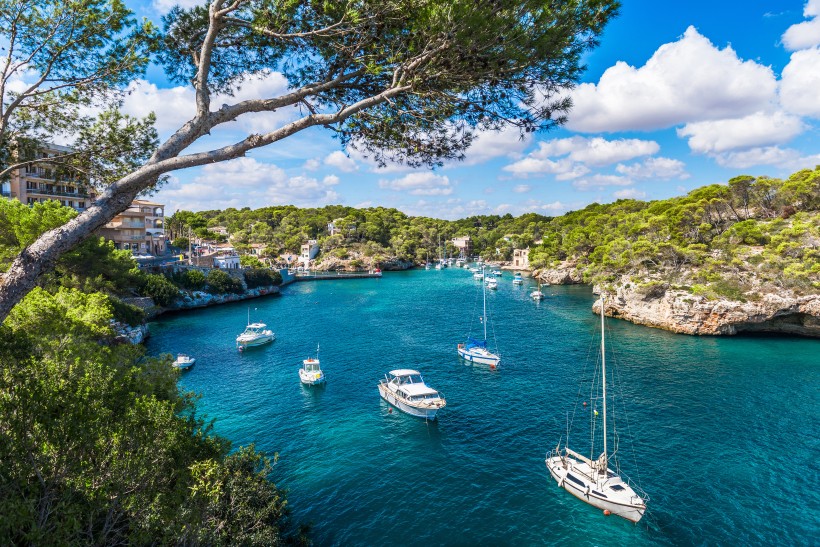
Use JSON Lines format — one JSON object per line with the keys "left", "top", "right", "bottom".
{"left": 27, "top": 187, "right": 90, "bottom": 198}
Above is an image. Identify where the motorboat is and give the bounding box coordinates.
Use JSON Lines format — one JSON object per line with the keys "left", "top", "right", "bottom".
{"left": 486, "top": 277, "right": 498, "bottom": 290}
{"left": 378, "top": 369, "right": 446, "bottom": 419}
{"left": 236, "top": 322, "right": 275, "bottom": 349}
{"left": 531, "top": 283, "right": 544, "bottom": 300}
{"left": 299, "top": 344, "right": 325, "bottom": 385}
{"left": 172, "top": 354, "right": 196, "bottom": 370}
{"left": 512, "top": 272, "right": 524, "bottom": 285}
{"left": 473, "top": 271, "right": 484, "bottom": 280}
{"left": 492, "top": 270, "right": 503, "bottom": 277}
{"left": 545, "top": 295, "right": 648, "bottom": 522}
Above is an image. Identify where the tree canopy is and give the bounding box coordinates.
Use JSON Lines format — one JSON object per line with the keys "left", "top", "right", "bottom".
{"left": 0, "top": 0, "right": 620, "bottom": 322}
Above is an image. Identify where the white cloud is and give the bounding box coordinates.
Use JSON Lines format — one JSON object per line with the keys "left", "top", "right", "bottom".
{"left": 566, "top": 27, "right": 777, "bottom": 132}
{"left": 613, "top": 188, "right": 647, "bottom": 200}
{"left": 303, "top": 158, "right": 321, "bottom": 171}
{"left": 121, "top": 72, "right": 293, "bottom": 138}
{"left": 323, "top": 150, "right": 358, "bottom": 173}
{"left": 616, "top": 157, "right": 689, "bottom": 180}
{"left": 713, "top": 146, "right": 820, "bottom": 169}
{"left": 378, "top": 172, "right": 453, "bottom": 196}
{"left": 458, "top": 127, "right": 531, "bottom": 166}
{"left": 153, "top": 0, "right": 202, "bottom": 14}
{"left": 782, "top": 0, "right": 820, "bottom": 50}
{"left": 503, "top": 136, "right": 657, "bottom": 179}
{"left": 155, "top": 157, "right": 340, "bottom": 210}
{"left": 677, "top": 111, "right": 805, "bottom": 154}
{"left": 572, "top": 174, "right": 633, "bottom": 191}
{"left": 512, "top": 184, "right": 532, "bottom": 193}
{"left": 780, "top": 47, "right": 820, "bottom": 117}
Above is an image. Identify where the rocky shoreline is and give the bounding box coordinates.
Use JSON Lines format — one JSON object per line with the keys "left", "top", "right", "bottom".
{"left": 534, "top": 263, "right": 820, "bottom": 338}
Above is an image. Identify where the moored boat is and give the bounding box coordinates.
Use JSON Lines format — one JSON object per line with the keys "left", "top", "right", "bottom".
{"left": 512, "top": 272, "right": 524, "bottom": 285}
{"left": 545, "top": 295, "right": 648, "bottom": 522}
{"left": 172, "top": 354, "right": 196, "bottom": 370}
{"left": 378, "top": 369, "right": 446, "bottom": 419}
{"left": 236, "top": 322, "right": 275, "bottom": 349}
{"left": 299, "top": 343, "right": 325, "bottom": 385}
{"left": 458, "top": 267, "right": 501, "bottom": 367}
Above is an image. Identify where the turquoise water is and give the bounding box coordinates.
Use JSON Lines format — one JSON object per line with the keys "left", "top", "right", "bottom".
{"left": 146, "top": 269, "right": 819, "bottom": 545}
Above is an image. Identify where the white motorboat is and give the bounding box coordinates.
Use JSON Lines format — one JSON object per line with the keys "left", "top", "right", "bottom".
{"left": 486, "top": 277, "right": 498, "bottom": 290}
{"left": 299, "top": 344, "right": 325, "bottom": 385}
{"left": 378, "top": 369, "right": 446, "bottom": 419}
{"left": 545, "top": 295, "right": 648, "bottom": 522}
{"left": 458, "top": 267, "right": 501, "bottom": 367}
{"left": 531, "top": 283, "right": 544, "bottom": 300}
{"left": 512, "top": 272, "right": 524, "bottom": 285}
{"left": 435, "top": 262, "right": 442, "bottom": 270}
{"left": 172, "top": 354, "right": 196, "bottom": 370}
{"left": 236, "top": 313, "right": 275, "bottom": 349}
{"left": 473, "top": 272, "right": 484, "bottom": 280}
{"left": 492, "top": 270, "right": 503, "bottom": 277}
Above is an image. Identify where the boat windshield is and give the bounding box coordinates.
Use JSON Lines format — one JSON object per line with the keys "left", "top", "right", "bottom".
{"left": 304, "top": 362, "right": 320, "bottom": 371}
{"left": 395, "top": 374, "right": 423, "bottom": 384}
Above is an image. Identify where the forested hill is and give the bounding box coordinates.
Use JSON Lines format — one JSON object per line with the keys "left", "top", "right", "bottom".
{"left": 173, "top": 167, "right": 819, "bottom": 299}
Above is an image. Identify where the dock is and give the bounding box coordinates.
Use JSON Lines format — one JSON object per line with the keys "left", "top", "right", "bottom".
{"left": 291, "top": 271, "right": 383, "bottom": 282}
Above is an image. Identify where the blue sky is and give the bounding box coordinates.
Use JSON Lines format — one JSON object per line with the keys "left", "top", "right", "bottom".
{"left": 124, "top": 0, "right": 820, "bottom": 218}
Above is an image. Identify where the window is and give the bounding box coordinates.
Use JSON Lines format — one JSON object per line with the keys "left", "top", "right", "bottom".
{"left": 565, "top": 474, "right": 585, "bottom": 488}
{"left": 610, "top": 484, "right": 625, "bottom": 492}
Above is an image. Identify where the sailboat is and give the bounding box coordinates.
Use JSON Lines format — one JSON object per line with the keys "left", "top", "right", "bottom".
{"left": 545, "top": 295, "right": 648, "bottom": 522}
{"left": 531, "top": 282, "right": 544, "bottom": 300}
{"left": 457, "top": 266, "right": 500, "bottom": 367}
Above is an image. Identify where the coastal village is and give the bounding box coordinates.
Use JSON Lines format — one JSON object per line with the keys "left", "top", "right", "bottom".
{"left": 1, "top": 1, "right": 818, "bottom": 545}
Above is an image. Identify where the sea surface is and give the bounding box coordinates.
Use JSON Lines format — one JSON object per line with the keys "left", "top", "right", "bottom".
{"left": 146, "top": 268, "right": 819, "bottom": 545}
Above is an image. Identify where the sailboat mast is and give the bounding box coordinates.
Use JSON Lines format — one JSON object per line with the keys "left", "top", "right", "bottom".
{"left": 601, "top": 294, "right": 607, "bottom": 463}
{"left": 482, "top": 266, "right": 487, "bottom": 341}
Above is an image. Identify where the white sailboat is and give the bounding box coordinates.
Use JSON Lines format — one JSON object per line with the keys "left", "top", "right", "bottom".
{"left": 531, "top": 282, "right": 544, "bottom": 300}
{"left": 545, "top": 295, "right": 648, "bottom": 522}
{"left": 458, "top": 267, "right": 500, "bottom": 367}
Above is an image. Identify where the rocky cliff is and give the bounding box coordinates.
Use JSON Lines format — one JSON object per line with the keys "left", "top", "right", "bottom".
{"left": 535, "top": 264, "right": 820, "bottom": 337}
{"left": 594, "top": 283, "right": 820, "bottom": 337}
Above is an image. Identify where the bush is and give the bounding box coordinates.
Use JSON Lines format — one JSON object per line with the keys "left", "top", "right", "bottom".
{"left": 244, "top": 268, "right": 282, "bottom": 289}
{"left": 140, "top": 274, "right": 180, "bottom": 306}
{"left": 182, "top": 269, "right": 206, "bottom": 290}
{"left": 108, "top": 296, "right": 145, "bottom": 327}
{"left": 171, "top": 237, "right": 189, "bottom": 250}
{"left": 239, "top": 255, "right": 264, "bottom": 268}
{"left": 207, "top": 269, "right": 244, "bottom": 294}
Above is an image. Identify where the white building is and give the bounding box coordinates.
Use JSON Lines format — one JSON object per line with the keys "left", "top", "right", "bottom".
{"left": 300, "top": 239, "right": 319, "bottom": 266}
{"left": 214, "top": 254, "right": 240, "bottom": 269}
{"left": 513, "top": 248, "right": 530, "bottom": 269}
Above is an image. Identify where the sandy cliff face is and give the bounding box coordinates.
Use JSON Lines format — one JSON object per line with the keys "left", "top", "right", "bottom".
{"left": 596, "top": 283, "right": 820, "bottom": 337}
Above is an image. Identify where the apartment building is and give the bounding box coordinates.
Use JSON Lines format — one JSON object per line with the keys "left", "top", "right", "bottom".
{"left": 5, "top": 143, "right": 94, "bottom": 212}
{"left": 97, "top": 199, "right": 166, "bottom": 255}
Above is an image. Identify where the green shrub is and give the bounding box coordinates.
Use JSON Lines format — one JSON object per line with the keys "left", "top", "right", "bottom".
{"left": 207, "top": 269, "right": 244, "bottom": 294}
{"left": 182, "top": 269, "right": 206, "bottom": 290}
{"left": 108, "top": 296, "right": 145, "bottom": 327}
{"left": 244, "top": 268, "right": 282, "bottom": 289}
{"left": 333, "top": 248, "right": 349, "bottom": 259}
{"left": 140, "top": 274, "right": 180, "bottom": 306}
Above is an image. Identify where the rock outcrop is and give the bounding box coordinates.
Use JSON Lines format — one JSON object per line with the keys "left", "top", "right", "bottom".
{"left": 594, "top": 283, "right": 820, "bottom": 337}
{"left": 533, "top": 261, "right": 584, "bottom": 285}
{"left": 112, "top": 320, "right": 150, "bottom": 344}
{"left": 165, "top": 285, "right": 280, "bottom": 313}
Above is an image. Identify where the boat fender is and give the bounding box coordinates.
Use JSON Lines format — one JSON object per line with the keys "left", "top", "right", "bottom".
{"left": 603, "top": 510, "right": 611, "bottom": 516}
{"left": 558, "top": 477, "right": 564, "bottom": 488}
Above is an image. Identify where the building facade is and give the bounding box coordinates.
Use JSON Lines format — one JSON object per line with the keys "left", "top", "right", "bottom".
{"left": 452, "top": 236, "right": 472, "bottom": 258}
{"left": 513, "top": 248, "right": 530, "bottom": 269}
{"left": 97, "top": 199, "right": 165, "bottom": 255}
{"left": 300, "top": 239, "right": 319, "bottom": 266}
{"left": 6, "top": 143, "right": 94, "bottom": 212}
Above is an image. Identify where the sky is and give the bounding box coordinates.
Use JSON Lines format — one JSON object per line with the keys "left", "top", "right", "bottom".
{"left": 122, "top": 0, "right": 820, "bottom": 218}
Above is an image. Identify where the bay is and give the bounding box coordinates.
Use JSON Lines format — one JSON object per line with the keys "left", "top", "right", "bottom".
{"left": 146, "top": 268, "right": 819, "bottom": 545}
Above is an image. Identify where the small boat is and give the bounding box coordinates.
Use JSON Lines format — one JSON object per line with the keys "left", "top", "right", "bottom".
{"left": 458, "top": 267, "right": 501, "bottom": 367}
{"left": 473, "top": 272, "right": 484, "bottom": 280}
{"left": 172, "top": 354, "right": 196, "bottom": 370}
{"left": 469, "top": 267, "right": 479, "bottom": 273}
{"left": 531, "top": 283, "right": 544, "bottom": 300}
{"left": 237, "top": 308, "right": 275, "bottom": 350}
{"left": 378, "top": 369, "right": 446, "bottom": 419}
{"left": 512, "top": 272, "right": 524, "bottom": 285}
{"left": 492, "top": 270, "right": 503, "bottom": 277}
{"left": 545, "top": 295, "right": 648, "bottom": 522}
{"left": 435, "top": 262, "right": 442, "bottom": 270}
{"left": 299, "top": 344, "right": 325, "bottom": 385}
{"left": 486, "top": 277, "right": 498, "bottom": 290}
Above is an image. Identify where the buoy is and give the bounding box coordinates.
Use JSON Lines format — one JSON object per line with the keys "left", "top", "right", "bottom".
{"left": 490, "top": 363, "right": 496, "bottom": 370}
{"left": 388, "top": 407, "right": 392, "bottom": 413}
{"left": 583, "top": 402, "right": 587, "bottom": 406}
{"left": 603, "top": 510, "right": 611, "bottom": 516}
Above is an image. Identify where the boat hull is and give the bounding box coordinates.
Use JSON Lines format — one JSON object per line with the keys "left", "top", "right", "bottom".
{"left": 378, "top": 384, "right": 440, "bottom": 420}
{"left": 237, "top": 334, "right": 275, "bottom": 348}
{"left": 299, "top": 370, "right": 325, "bottom": 385}
{"left": 457, "top": 346, "right": 500, "bottom": 366}
{"left": 545, "top": 456, "right": 646, "bottom": 523}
